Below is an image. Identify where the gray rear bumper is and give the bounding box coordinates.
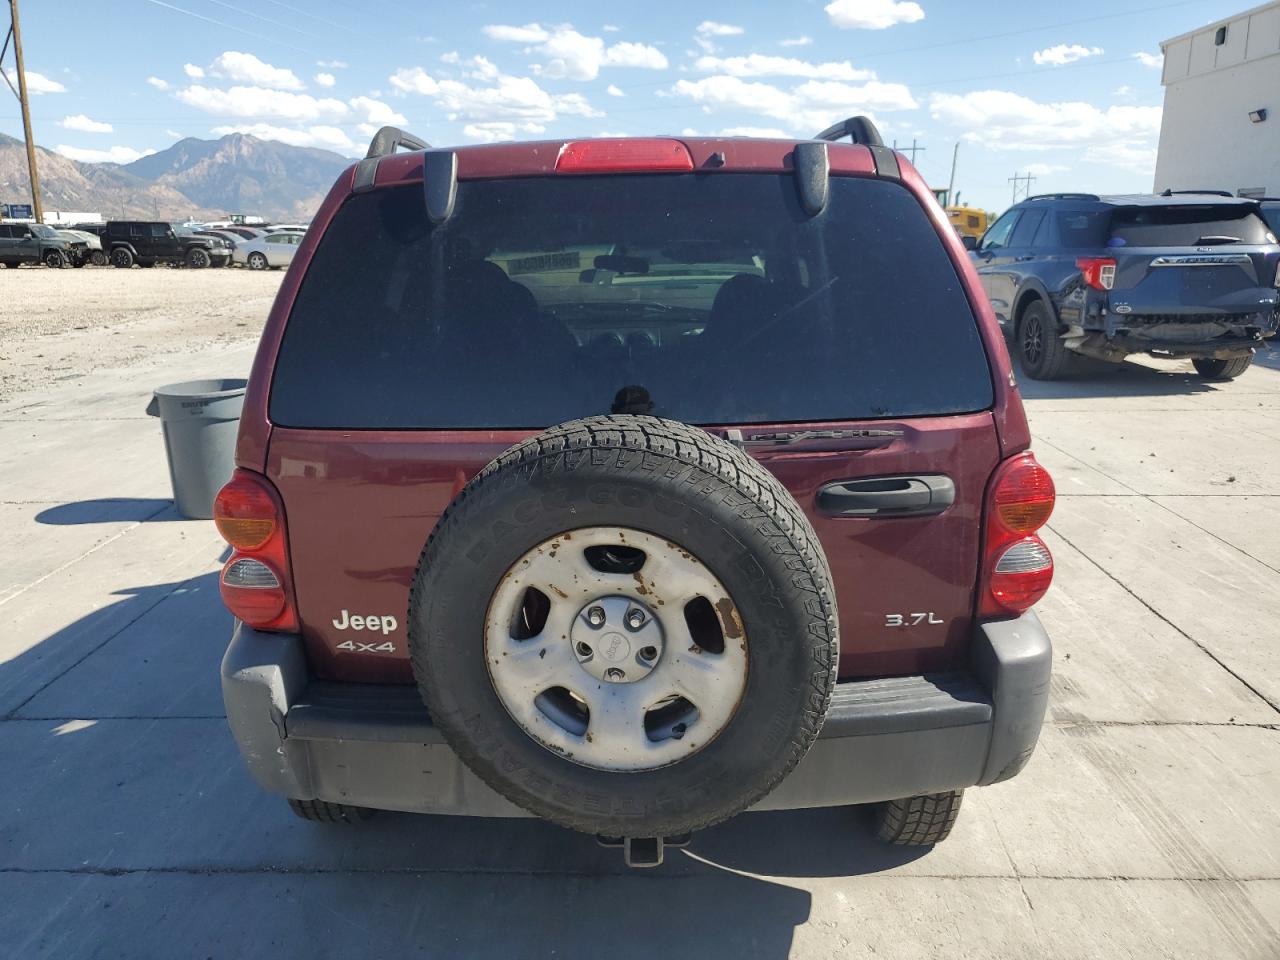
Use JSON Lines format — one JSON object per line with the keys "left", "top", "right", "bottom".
{"left": 221, "top": 613, "right": 1051, "bottom": 816}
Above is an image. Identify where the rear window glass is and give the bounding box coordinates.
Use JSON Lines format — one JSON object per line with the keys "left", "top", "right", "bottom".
{"left": 1261, "top": 205, "right": 1280, "bottom": 236}
{"left": 270, "top": 175, "right": 993, "bottom": 429}
{"left": 1108, "top": 205, "right": 1275, "bottom": 246}
{"left": 1054, "top": 211, "right": 1110, "bottom": 248}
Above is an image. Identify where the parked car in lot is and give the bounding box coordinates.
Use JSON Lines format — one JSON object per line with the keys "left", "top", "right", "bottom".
{"left": 970, "top": 192, "right": 1280, "bottom": 379}
{"left": 56, "top": 228, "right": 107, "bottom": 267}
{"left": 0, "top": 221, "right": 76, "bottom": 268}
{"left": 232, "top": 231, "right": 301, "bottom": 270}
{"left": 216, "top": 120, "right": 1056, "bottom": 865}
{"left": 102, "top": 220, "right": 231, "bottom": 269}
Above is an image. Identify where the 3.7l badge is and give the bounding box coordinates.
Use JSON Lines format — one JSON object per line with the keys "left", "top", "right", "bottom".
{"left": 884, "top": 612, "right": 944, "bottom": 627}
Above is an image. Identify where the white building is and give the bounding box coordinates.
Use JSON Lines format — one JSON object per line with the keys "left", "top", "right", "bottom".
{"left": 1154, "top": 2, "right": 1280, "bottom": 197}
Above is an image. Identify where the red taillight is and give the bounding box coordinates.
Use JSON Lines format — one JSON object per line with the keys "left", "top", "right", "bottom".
{"left": 979, "top": 454, "right": 1055, "bottom": 618}
{"left": 556, "top": 139, "right": 694, "bottom": 174}
{"left": 1076, "top": 257, "right": 1116, "bottom": 291}
{"left": 214, "top": 469, "right": 297, "bottom": 631}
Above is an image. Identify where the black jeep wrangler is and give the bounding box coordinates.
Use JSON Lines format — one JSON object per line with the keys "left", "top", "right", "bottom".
{"left": 102, "top": 221, "right": 231, "bottom": 269}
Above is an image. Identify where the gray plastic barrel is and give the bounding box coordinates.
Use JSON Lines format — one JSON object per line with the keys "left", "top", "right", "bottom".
{"left": 145, "top": 378, "right": 248, "bottom": 519}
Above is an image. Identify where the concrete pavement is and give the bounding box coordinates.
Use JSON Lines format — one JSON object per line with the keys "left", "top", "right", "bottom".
{"left": 1, "top": 343, "right": 1278, "bottom": 959}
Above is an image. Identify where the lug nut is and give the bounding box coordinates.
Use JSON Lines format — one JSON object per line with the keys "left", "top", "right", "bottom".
{"left": 605, "top": 667, "right": 625, "bottom": 681}
{"left": 576, "top": 642, "right": 593, "bottom": 658}
{"left": 586, "top": 606, "right": 606, "bottom": 627}
{"left": 638, "top": 646, "right": 658, "bottom": 662}
{"left": 625, "top": 609, "right": 646, "bottom": 631}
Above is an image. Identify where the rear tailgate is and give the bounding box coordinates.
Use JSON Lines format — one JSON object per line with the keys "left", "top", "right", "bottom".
{"left": 262, "top": 162, "right": 1002, "bottom": 683}
{"left": 1107, "top": 204, "right": 1280, "bottom": 319}
{"left": 270, "top": 412, "right": 999, "bottom": 682}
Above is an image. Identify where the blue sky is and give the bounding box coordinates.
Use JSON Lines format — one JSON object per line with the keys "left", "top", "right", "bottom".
{"left": 0, "top": 0, "right": 1248, "bottom": 211}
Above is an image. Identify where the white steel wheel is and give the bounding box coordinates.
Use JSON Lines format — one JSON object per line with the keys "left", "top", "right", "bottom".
{"left": 484, "top": 526, "right": 748, "bottom": 772}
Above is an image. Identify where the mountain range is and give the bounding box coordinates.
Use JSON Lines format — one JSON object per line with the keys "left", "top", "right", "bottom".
{"left": 0, "top": 132, "right": 351, "bottom": 221}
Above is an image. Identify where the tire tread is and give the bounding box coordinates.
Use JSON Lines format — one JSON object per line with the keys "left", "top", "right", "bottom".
{"left": 876, "top": 790, "right": 963, "bottom": 846}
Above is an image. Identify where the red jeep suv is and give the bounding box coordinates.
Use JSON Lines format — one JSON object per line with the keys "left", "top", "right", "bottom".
{"left": 216, "top": 119, "right": 1054, "bottom": 866}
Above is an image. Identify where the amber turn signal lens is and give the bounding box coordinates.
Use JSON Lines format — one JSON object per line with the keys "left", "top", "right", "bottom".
{"left": 996, "top": 499, "right": 1054, "bottom": 533}
{"left": 215, "top": 516, "right": 275, "bottom": 550}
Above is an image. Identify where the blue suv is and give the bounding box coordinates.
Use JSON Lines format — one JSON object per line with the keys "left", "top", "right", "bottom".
{"left": 970, "top": 192, "right": 1280, "bottom": 380}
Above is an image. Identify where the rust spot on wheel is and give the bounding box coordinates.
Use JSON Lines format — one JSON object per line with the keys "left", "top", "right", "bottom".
{"left": 549, "top": 584, "right": 569, "bottom": 600}
{"left": 714, "top": 598, "right": 744, "bottom": 639}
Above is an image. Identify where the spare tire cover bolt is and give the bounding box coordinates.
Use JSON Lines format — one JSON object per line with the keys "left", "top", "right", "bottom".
{"left": 586, "top": 606, "right": 606, "bottom": 627}
{"left": 625, "top": 609, "right": 646, "bottom": 631}
{"left": 605, "top": 667, "right": 626, "bottom": 681}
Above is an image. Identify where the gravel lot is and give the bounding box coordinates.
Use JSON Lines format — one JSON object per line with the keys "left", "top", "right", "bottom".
{"left": 0, "top": 267, "right": 279, "bottom": 401}
{"left": 1, "top": 276, "right": 1279, "bottom": 958}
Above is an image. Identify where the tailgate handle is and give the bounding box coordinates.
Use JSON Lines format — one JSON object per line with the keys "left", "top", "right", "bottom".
{"left": 817, "top": 475, "right": 955, "bottom": 518}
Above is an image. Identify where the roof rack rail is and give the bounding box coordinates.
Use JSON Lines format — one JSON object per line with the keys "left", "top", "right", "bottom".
{"left": 1159, "top": 188, "right": 1234, "bottom": 197}
{"left": 1025, "top": 193, "right": 1101, "bottom": 202}
{"left": 812, "top": 116, "right": 884, "bottom": 146}
{"left": 365, "top": 126, "right": 430, "bottom": 159}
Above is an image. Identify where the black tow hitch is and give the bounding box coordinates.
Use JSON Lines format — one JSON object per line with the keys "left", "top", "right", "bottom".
{"left": 597, "top": 833, "right": 693, "bottom": 868}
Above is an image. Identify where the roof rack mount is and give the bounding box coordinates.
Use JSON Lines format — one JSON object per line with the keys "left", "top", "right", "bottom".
{"left": 1025, "top": 193, "right": 1101, "bottom": 202}
{"left": 812, "top": 116, "right": 884, "bottom": 147}
{"left": 365, "top": 126, "right": 430, "bottom": 159}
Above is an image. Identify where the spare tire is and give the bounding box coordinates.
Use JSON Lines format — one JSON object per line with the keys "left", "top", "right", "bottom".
{"left": 409, "top": 415, "right": 838, "bottom": 837}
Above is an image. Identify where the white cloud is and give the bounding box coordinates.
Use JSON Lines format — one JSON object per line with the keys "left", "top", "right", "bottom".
{"left": 694, "top": 54, "right": 874, "bottom": 81}
{"left": 55, "top": 144, "right": 154, "bottom": 164}
{"left": 1112, "top": 84, "right": 1133, "bottom": 97}
{"left": 696, "top": 21, "right": 743, "bottom": 36}
{"left": 1083, "top": 140, "right": 1157, "bottom": 174}
{"left": 607, "top": 84, "right": 625, "bottom": 97}
{"left": 175, "top": 84, "right": 349, "bottom": 122}
{"left": 315, "top": 72, "right": 336, "bottom": 88}
{"left": 146, "top": 76, "right": 170, "bottom": 91}
{"left": 184, "top": 63, "right": 205, "bottom": 79}
{"left": 165, "top": 129, "right": 184, "bottom": 139}
{"left": 1033, "top": 44, "right": 1103, "bottom": 66}
{"left": 671, "top": 75, "right": 915, "bottom": 132}
{"left": 348, "top": 96, "right": 407, "bottom": 126}
{"left": 1134, "top": 51, "right": 1162, "bottom": 68}
{"left": 1023, "top": 162, "right": 1068, "bottom": 176}
{"left": 482, "top": 23, "right": 550, "bottom": 43}
{"left": 483, "top": 23, "right": 667, "bottom": 80}
{"left": 462, "top": 121, "right": 547, "bottom": 142}
{"left": 929, "top": 90, "right": 1162, "bottom": 159}
{"left": 602, "top": 24, "right": 620, "bottom": 33}
{"left": 717, "top": 126, "right": 792, "bottom": 138}
{"left": 825, "top": 0, "right": 924, "bottom": 29}
{"left": 392, "top": 64, "right": 602, "bottom": 124}
{"left": 211, "top": 123, "right": 355, "bottom": 152}
{"left": 390, "top": 66, "right": 439, "bottom": 95}
{"left": 60, "top": 114, "right": 112, "bottom": 134}
{"left": 208, "top": 51, "right": 303, "bottom": 91}
{"left": 781, "top": 36, "right": 813, "bottom": 47}
{"left": 441, "top": 53, "right": 501, "bottom": 81}
{"left": 4, "top": 69, "right": 65, "bottom": 94}
{"left": 316, "top": 59, "right": 348, "bottom": 69}
{"left": 604, "top": 41, "right": 668, "bottom": 71}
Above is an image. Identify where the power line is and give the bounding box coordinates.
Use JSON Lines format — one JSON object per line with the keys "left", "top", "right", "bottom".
{"left": 202, "top": 0, "right": 324, "bottom": 42}
{"left": 136, "top": 0, "right": 318, "bottom": 56}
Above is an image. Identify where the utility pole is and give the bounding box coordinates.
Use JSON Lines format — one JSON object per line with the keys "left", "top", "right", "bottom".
{"left": 947, "top": 143, "right": 960, "bottom": 205}
{"left": 1008, "top": 171, "right": 1036, "bottom": 205}
{"left": 2, "top": 0, "right": 44, "bottom": 222}
{"left": 892, "top": 138, "right": 925, "bottom": 166}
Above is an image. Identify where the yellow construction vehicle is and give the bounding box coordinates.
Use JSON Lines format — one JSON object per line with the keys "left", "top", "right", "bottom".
{"left": 931, "top": 187, "right": 988, "bottom": 240}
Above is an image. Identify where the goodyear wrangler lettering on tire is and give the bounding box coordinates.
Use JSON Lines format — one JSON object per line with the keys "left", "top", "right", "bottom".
{"left": 408, "top": 415, "right": 838, "bottom": 838}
